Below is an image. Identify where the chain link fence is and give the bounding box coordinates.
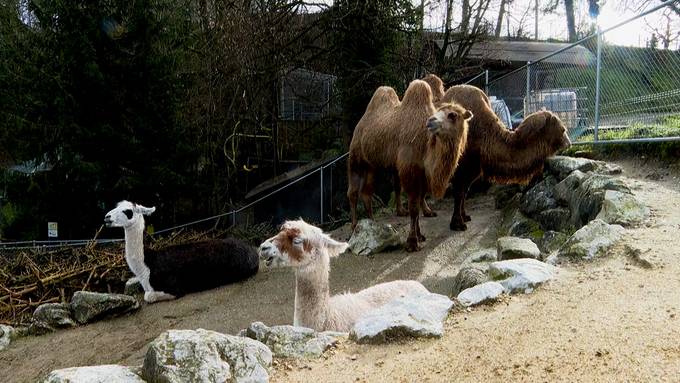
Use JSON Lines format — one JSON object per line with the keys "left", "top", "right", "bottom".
{"left": 478, "top": 2, "right": 680, "bottom": 144}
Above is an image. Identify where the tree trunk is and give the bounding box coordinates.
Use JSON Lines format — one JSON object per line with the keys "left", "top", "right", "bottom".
{"left": 437, "top": 0, "right": 454, "bottom": 72}
{"left": 495, "top": 0, "right": 507, "bottom": 38}
{"left": 564, "top": 0, "right": 577, "bottom": 42}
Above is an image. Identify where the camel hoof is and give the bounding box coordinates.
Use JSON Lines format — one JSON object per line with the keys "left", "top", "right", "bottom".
{"left": 449, "top": 220, "right": 468, "bottom": 231}
{"left": 464, "top": 214, "right": 471, "bottom": 222}
{"left": 396, "top": 209, "right": 408, "bottom": 217}
{"left": 423, "top": 210, "right": 437, "bottom": 217}
{"left": 405, "top": 238, "right": 421, "bottom": 252}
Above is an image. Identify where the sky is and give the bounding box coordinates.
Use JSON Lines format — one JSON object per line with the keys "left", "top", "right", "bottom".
{"left": 422, "top": 0, "right": 679, "bottom": 48}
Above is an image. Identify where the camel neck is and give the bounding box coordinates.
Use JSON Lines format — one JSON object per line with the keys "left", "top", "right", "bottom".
{"left": 293, "top": 257, "right": 331, "bottom": 330}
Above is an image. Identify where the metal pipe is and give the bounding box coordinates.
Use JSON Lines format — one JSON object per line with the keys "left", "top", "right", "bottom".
{"left": 594, "top": 26, "right": 602, "bottom": 142}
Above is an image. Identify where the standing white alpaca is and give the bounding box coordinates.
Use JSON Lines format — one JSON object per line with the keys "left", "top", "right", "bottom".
{"left": 258, "top": 219, "right": 429, "bottom": 332}
{"left": 104, "top": 200, "right": 259, "bottom": 303}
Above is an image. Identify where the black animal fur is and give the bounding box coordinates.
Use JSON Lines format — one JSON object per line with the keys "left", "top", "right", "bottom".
{"left": 144, "top": 238, "right": 258, "bottom": 297}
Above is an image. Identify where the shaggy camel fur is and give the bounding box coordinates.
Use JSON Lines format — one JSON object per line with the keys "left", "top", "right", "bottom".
{"left": 438, "top": 83, "right": 572, "bottom": 231}
{"left": 422, "top": 73, "right": 445, "bottom": 102}
{"left": 104, "top": 201, "right": 258, "bottom": 303}
{"left": 347, "top": 79, "right": 472, "bottom": 251}
{"left": 258, "top": 219, "right": 428, "bottom": 332}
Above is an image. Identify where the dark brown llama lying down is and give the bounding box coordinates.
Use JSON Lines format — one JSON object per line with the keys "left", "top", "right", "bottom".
{"left": 104, "top": 200, "right": 259, "bottom": 303}
{"left": 347, "top": 79, "right": 472, "bottom": 251}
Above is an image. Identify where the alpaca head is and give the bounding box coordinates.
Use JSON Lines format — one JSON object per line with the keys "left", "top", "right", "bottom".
{"left": 425, "top": 103, "right": 473, "bottom": 139}
{"left": 104, "top": 200, "right": 156, "bottom": 229}
{"left": 515, "top": 110, "right": 571, "bottom": 152}
{"left": 258, "top": 219, "right": 348, "bottom": 268}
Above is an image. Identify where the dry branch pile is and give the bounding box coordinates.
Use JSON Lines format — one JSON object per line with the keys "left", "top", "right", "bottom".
{"left": 0, "top": 224, "right": 274, "bottom": 326}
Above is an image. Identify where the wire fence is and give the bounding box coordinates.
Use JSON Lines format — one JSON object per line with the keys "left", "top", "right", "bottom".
{"left": 0, "top": 154, "right": 349, "bottom": 251}
{"left": 470, "top": 1, "right": 680, "bottom": 144}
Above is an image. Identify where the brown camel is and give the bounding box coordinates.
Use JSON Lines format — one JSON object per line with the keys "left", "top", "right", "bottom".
{"left": 347, "top": 80, "right": 472, "bottom": 251}
{"left": 438, "top": 84, "right": 572, "bottom": 231}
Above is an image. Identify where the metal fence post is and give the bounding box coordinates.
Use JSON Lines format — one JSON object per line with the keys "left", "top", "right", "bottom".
{"left": 525, "top": 61, "right": 531, "bottom": 110}
{"left": 594, "top": 26, "right": 602, "bottom": 142}
{"left": 484, "top": 69, "right": 489, "bottom": 94}
{"left": 319, "top": 167, "right": 324, "bottom": 224}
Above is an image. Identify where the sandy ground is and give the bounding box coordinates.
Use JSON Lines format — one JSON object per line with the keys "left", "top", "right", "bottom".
{"left": 2, "top": 157, "right": 679, "bottom": 382}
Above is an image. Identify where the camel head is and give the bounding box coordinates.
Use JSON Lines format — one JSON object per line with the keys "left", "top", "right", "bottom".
{"left": 258, "top": 219, "right": 348, "bottom": 268}
{"left": 515, "top": 110, "right": 571, "bottom": 152}
{"left": 425, "top": 103, "right": 473, "bottom": 139}
{"left": 104, "top": 200, "right": 156, "bottom": 229}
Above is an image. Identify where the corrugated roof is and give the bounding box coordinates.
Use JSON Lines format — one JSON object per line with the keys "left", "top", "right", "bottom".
{"left": 436, "top": 40, "right": 596, "bottom": 66}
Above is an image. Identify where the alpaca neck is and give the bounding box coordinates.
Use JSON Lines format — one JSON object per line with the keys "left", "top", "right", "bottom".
{"left": 485, "top": 128, "right": 553, "bottom": 183}
{"left": 426, "top": 134, "right": 465, "bottom": 198}
{"left": 293, "top": 255, "right": 331, "bottom": 330}
{"left": 123, "top": 218, "right": 153, "bottom": 292}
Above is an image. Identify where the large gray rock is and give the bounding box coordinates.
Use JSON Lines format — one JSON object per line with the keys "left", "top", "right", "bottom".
{"left": 43, "top": 365, "right": 145, "bottom": 383}
{"left": 546, "top": 156, "right": 600, "bottom": 180}
{"left": 519, "top": 176, "right": 558, "bottom": 216}
{"left": 489, "top": 258, "right": 557, "bottom": 294}
{"left": 0, "top": 324, "right": 15, "bottom": 351}
{"left": 467, "top": 248, "right": 497, "bottom": 263}
{"left": 451, "top": 264, "right": 489, "bottom": 295}
{"left": 500, "top": 209, "right": 544, "bottom": 242}
{"left": 349, "top": 292, "right": 453, "bottom": 344}
{"left": 535, "top": 207, "right": 572, "bottom": 232}
{"left": 553, "top": 170, "right": 586, "bottom": 204}
{"left": 569, "top": 174, "right": 631, "bottom": 228}
{"left": 32, "top": 303, "right": 77, "bottom": 332}
{"left": 596, "top": 190, "right": 649, "bottom": 227}
{"left": 492, "top": 185, "right": 522, "bottom": 210}
{"left": 557, "top": 219, "right": 625, "bottom": 261}
{"left": 497, "top": 236, "right": 541, "bottom": 260}
{"left": 348, "top": 219, "right": 401, "bottom": 256}
{"left": 70, "top": 291, "right": 140, "bottom": 324}
{"left": 457, "top": 282, "right": 505, "bottom": 307}
{"left": 241, "top": 322, "right": 342, "bottom": 359}
{"left": 538, "top": 231, "right": 569, "bottom": 254}
{"left": 143, "top": 329, "right": 271, "bottom": 383}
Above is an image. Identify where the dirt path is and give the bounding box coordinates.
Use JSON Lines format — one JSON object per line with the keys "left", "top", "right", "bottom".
{"left": 2, "top": 158, "right": 679, "bottom": 382}
{"left": 276, "top": 158, "right": 680, "bottom": 383}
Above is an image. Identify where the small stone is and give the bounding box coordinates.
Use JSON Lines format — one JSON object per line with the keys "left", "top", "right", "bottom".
{"left": 457, "top": 282, "right": 505, "bottom": 307}
{"left": 70, "top": 291, "right": 140, "bottom": 324}
{"left": 596, "top": 190, "right": 649, "bottom": 227}
{"left": 32, "top": 303, "right": 77, "bottom": 332}
{"left": 43, "top": 365, "right": 145, "bottom": 383}
{"left": 450, "top": 264, "right": 489, "bottom": 296}
{"left": 497, "top": 236, "right": 541, "bottom": 260}
{"left": 489, "top": 258, "right": 557, "bottom": 294}
{"left": 0, "top": 324, "right": 15, "bottom": 351}
{"left": 348, "top": 219, "right": 401, "bottom": 256}
{"left": 240, "top": 321, "right": 344, "bottom": 359}
{"left": 467, "top": 249, "right": 497, "bottom": 263}
{"left": 557, "top": 219, "right": 625, "bottom": 261}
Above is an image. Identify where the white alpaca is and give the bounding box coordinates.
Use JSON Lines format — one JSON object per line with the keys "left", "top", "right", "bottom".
{"left": 258, "top": 219, "right": 429, "bottom": 332}
{"left": 104, "top": 200, "right": 259, "bottom": 303}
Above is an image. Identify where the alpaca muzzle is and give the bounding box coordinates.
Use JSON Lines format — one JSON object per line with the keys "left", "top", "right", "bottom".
{"left": 258, "top": 241, "right": 279, "bottom": 266}
{"left": 104, "top": 215, "right": 113, "bottom": 227}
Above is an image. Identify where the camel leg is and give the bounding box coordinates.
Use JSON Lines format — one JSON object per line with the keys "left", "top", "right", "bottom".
{"left": 394, "top": 172, "right": 408, "bottom": 217}
{"left": 421, "top": 197, "right": 437, "bottom": 217}
{"left": 347, "top": 162, "right": 363, "bottom": 230}
{"left": 360, "top": 170, "right": 375, "bottom": 220}
{"left": 405, "top": 193, "right": 422, "bottom": 252}
{"left": 450, "top": 169, "right": 481, "bottom": 231}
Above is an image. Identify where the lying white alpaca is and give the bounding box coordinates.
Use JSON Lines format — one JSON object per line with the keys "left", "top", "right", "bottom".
{"left": 104, "top": 200, "right": 259, "bottom": 303}
{"left": 258, "top": 219, "right": 429, "bottom": 332}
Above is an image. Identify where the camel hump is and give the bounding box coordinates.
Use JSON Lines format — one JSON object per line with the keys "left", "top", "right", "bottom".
{"left": 422, "top": 74, "right": 445, "bottom": 100}
{"left": 401, "top": 79, "right": 433, "bottom": 107}
{"left": 442, "top": 84, "right": 490, "bottom": 105}
{"left": 365, "top": 86, "right": 400, "bottom": 113}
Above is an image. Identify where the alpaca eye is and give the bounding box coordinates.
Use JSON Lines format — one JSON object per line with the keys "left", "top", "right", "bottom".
{"left": 292, "top": 237, "right": 304, "bottom": 246}
{"left": 123, "top": 209, "right": 133, "bottom": 219}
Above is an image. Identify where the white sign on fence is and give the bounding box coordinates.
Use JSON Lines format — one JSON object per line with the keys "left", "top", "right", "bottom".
{"left": 47, "top": 222, "right": 58, "bottom": 238}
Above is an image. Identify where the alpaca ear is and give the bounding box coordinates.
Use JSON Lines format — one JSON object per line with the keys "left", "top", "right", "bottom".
{"left": 135, "top": 205, "right": 156, "bottom": 216}
{"left": 321, "top": 234, "right": 349, "bottom": 257}
{"left": 463, "top": 110, "right": 473, "bottom": 121}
